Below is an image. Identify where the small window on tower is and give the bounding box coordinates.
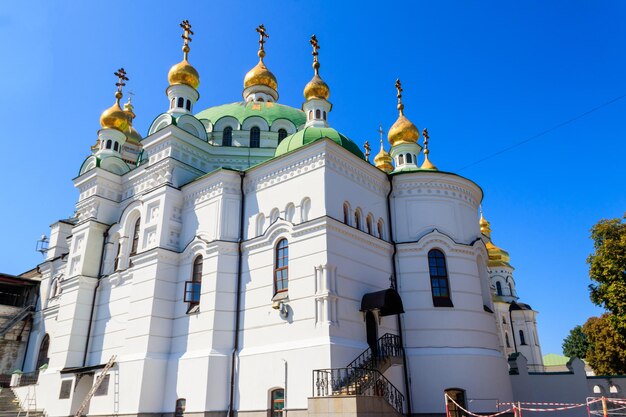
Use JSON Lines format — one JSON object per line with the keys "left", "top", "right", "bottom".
{"left": 278, "top": 129, "right": 288, "bottom": 144}
{"left": 519, "top": 330, "right": 526, "bottom": 345}
{"left": 177, "top": 97, "right": 184, "bottom": 108}
{"left": 323, "top": 110, "right": 327, "bottom": 120}
{"left": 113, "top": 142, "right": 119, "bottom": 152}
{"left": 308, "top": 111, "right": 313, "bottom": 121}
{"left": 496, "top": 281, "right": 503, "bottom": 296}
{"left": 315, "top": 109, "right": 321, "bottom": 119}
{"left": 185, "top": 100, "right": 191, "bottom": 111}
{"left": 170, "top": 98, "right": 175, "bottom": 109}
{"left": 406, "top": 153, "right": 412, "bottom": 163}
{"left": 223, "top": 127, "right": 233, "bottom": 147}
{"left": 250, "top": 126, "right": 261, "bottom": 148}
{"left": 106, "top": 140, "right": 112, "bottom": 150}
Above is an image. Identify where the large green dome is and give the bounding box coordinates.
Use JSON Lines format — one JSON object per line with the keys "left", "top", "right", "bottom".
{"left": 275, "top": 126, "right": 364, "bottom": 159}
{"left": 195, "top": 101, "right": 305, "bottom": 128}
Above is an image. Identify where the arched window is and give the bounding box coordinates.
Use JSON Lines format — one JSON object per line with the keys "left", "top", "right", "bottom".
{"left": 519, "top": 330, "right": 526, "bottom": 345}
{"left": 308, "top": 111, "right": 313, "bottom": 121}
{"left": 277, "top": 129, "right": 288, "bottom": 144}
{"left": 285, "top": 203, "right": 295, "bottom": 222}
{"left": 343, "top": 203, "right": 350, "bottom": 225}
{"left": 496, "top": 281, "right": 503, "bottom": 296}
{"left": 185, "top": 100, "right": 191, "bottom": 111}
{"left": 256, "top": 213, "right": 265, "bottom": 236}
{"left": 323, "top": 111, "right": 327, "bottom": 120}
{"left": 398, "top": 155, "right": 404, "bottom": 165}
{"left": 377, "top": 219, "right": 384, "bottom": 240}
{"left": 184, "top": 255, "right": 203, "bottom": 312}
{"left": 300, "top": 198, "right": 311, "bottom": 222}
{"left": 274, "top": 239, "right": 288, "bottom": 294}
{"left": 505, "top": 333, "right": 511, "bottom": 348}
{"left": 315, "top": 109, "right": 321, "bottom": 119}
{"left": 257, "top": 97, "right": 264, "bottom": 102}
{"left": 113, "top": 141, "right": 119, "bottom": 152}
{"left": 250, "top": 126, "right": 260, "bottom": 148}
{"left": 223, "top": 126, "right": 233, "bottom": 147}
{"left": 502, "top": 317, "right": 506, "bottom": 324}
{"left": 593, "top": 385, "right": 604, "bottom": 394}
{"left": 130, "top": 218, "right": 141, "bottom": 256}
{"left": 270, "top": 389, "right": 285, "bottom": 417}
{"left": 406, "top": 153, "right": 412, "bottom": 164}
{"left": 445, "top": 389, "right": 466, "bottom": 417}
{"left": 428, "top": 249, "right": 453, "bottom": 307}
{"left": 509, "top": 283, "right": 514, "bottom": 297}
{"left": 366, "top": 215, "right": 373, "bottom": 235}
{"left": 270, "top": 208, "right": 280, "bottom": 224}
{"left": 354, "top": 210, "right": 362, "bottom": 230}
{"left": 105, "top": 140, "right": 112, "bottom": 149}
{"left": 36, "top": 334, "right": 50, "bottom": 369}
{"left": 177, "top": 97, "right": 184, "bottom": 108}
{"left": 171, "top": 98, "right": 175, "bottom": 109}
{"left": 114, "top": 240, "right": 122, "bottom": 271}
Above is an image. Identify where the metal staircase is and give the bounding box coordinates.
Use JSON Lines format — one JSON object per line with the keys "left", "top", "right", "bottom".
{"left": 0, "top": 305, "right": 34, "bottom": 338}
{"left": 74, "top": 355, "right": 116, "bottom": 417}
{"left": 312, "top": 333, "right": 405, "bottom": 414}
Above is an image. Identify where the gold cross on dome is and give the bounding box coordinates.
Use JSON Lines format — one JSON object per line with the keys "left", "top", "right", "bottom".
{"left": 310, "top": 35, "right": 320, "bottom": 60}
{"left": 395, "top": 79, "right": 403, "bottom": 100}
{"left": 378, "top": 124, "right": 384, "bottom": 142}
{"left": 256, "top": 24, "right": 269, "bottom": 50}
{"left": 422, "top": 128, "right": 430, "bottom": 150}
{"left": 180, "top": 20, "right": 194, "bottom": 46}
{"left": 114, "top": 68, "right": 128, "bottom": 94}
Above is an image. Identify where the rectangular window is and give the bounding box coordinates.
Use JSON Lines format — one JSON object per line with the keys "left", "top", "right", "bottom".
{"left": 59, "top": 380, "right": 72, "bottom": 399}
{"left": 184, "top": 281, "right": 201, "bottom": 304}
{"left": 94, "top": 374, "right": 110, "bottom": 396}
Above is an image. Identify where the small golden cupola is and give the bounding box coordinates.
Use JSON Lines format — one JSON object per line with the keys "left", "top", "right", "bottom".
{"left": 387, "top": 79, "right": 422, "bottom": 171}
{"left": 420, "top": 128, "right": 438, "bottom": 170}
{"left": 302, "top": 35, "right": 332, "bottom": 128}
{"left": 166, "top": 20, "right": 200, "bottom": 114}
{"left": 388, "top": 79, "right": 420, "bottom": 147}
{"left": 480, "top": 209, "right": 512, "bottom": 269}
{"left": 100, "top": 68, "right": 129, "bottom": 132}
{"left": 243, "top": 24, "right": 278, "bottom": 102}
{"left": 374, "top": 124, "right": 393, "bottom": 173}
{"left": 303, "top": 35, "right": 330, "bottom": 101}
{"left": 123, "top": 97, "right": 142, "bottom": 146}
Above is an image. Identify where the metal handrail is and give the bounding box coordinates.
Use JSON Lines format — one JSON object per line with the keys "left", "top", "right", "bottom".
{"left": 312, "top": 367, "right": 404, "bottom": 414}
{"left": 346, "top": 333, "right": 402, "bottom": 370}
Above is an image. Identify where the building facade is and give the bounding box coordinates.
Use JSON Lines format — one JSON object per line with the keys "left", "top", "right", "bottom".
{"left": 11, "top": 22, "right": 546, "bottom": 417}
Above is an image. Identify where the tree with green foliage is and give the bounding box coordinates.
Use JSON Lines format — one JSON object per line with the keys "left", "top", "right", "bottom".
{"left": 562, "top": 325, "right": 589, "bottom": 359}
{"left": 582, "top": 314, "right": 626, "bottom": 375}
{"left": 587, "top": 214, "right": 626, "bottom": 337}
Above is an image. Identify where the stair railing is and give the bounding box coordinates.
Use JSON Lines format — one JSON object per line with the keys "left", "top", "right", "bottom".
{"left": 312, "top": 367, "right": 404, "bottom": 414}
{"left": 346, "top": 333, "right": 402, "bottom": 371}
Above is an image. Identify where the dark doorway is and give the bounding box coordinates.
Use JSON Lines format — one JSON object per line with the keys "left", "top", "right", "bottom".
{"left": 365, "top": 311, "right": 378, "bottom": 355}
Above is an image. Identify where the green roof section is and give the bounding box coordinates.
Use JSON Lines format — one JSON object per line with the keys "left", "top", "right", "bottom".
{"left": 274, "top": 126, "right": 365, "bottom": 159}
{"left": 195, "top": 101, "right": 306, "bottom": 128}
{"left": 543, "top": 353, "right": 570, "bottom": 366}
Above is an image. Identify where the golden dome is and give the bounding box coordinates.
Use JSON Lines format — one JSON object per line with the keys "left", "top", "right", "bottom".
{"left": 388, "top": 114, "right": 419, "bottom": 147}
{"left": 486, "top": 241, "right": 512, "bottom": 268}
{"left": 479, "top": 212, "right": 491, "bottom": 237}
{"left": 100, "top": 92, "right": 129, "bottom": 132}
{"left": 374, "top": 146, "right": 393, "bottom": 173}
{"left": 420, "top": 128, "right": 437, "bottom": 170}
{"left": 304, "top": 73, "right": 330, "bottom": 101}
{"left": 244, "top": 59, "right": 278, "bottom": 91}
{"left": 168, "top": 59, "right": 200, "bottom": 89}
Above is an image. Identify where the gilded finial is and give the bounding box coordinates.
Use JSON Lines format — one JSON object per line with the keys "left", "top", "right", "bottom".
{"left": 180, "top": 20, "right": 194, "bottom": 60}
{"left": 378, "top": 124, "right": 384, "bottom": 146}
{"left": 310, "top": 34, "right": 320, "bottom": 74}
{"left": 364, "top": 141, "right": 371, "bottom": 161}
{"left": 114, "top": 68, "right": 128, "bottom": 103}
{"left": 479, "top": 206, "right": 492, "bottom": 238}
{"left": 395, "top": 79, "right": 404, "bottom": 116}
{"left": 420, "top": 128, "right": 438, "bottom": 170}
{"left": 256, "top": 24, "right": 269, "bottom": 60}
{"left": 374, "top": 124, "right": 393, "bottom": 173}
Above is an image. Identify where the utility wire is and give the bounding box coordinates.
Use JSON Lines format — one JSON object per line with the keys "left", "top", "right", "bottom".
{"left": 454, "top": 92, "right": 626, "bottom": 173}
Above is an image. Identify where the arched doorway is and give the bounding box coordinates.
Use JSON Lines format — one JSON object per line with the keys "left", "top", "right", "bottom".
{"left": 365, "top": 311, "right": 378, "bottom": 355}
{"left": 36, "top": 334, "right": 50, "bottom": 369}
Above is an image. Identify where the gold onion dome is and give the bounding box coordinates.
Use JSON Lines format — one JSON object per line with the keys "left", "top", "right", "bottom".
{"left": 303, "top": 35, "right": 329, "bottom": 100}
{"left": 374, "top": 125, "right": 393, "bottom": 173}
{"left": 479, "top": 210, "right": 491, "bottom": 237}
{"left": 388, "top": 79, "right": 419, "bottom": 147}
{"left": 100, "top": 68, "right": 130, "bottom": 132}
{"left": 124, "top": 98, "right": 142, "bottom": 145}
{"left": 244, "top": 24, "right": 277, "bottom": 91}
{"left": 168, "top": 20, "right": 200, "bottom": 89}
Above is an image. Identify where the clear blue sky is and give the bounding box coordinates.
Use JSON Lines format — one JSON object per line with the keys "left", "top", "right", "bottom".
{"left": 0, "top": 1, "right": 624, "bottom": 355}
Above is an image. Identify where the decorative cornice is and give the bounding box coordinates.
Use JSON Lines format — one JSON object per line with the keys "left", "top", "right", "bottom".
{"left": 244, "top": 151, "right": 326, "bottom": 193}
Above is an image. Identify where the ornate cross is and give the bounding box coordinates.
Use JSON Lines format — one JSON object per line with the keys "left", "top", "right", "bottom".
{"left": 395, "top": 79, "right": 404, "bottom": 115}
{"left": 423, "top": 128, "right": 429, "bottom": 150}
{"left": 378, "top": 124, "right": 384, "bottom": 143}
{"left": 256, "top": 24, "right": 269, "bottom": 51}
{"left": 180, "top": 20, "right": 193, "bottom": 59}
{"left": 310, "top": 35, "right": 320, "bottom": 60}
{"left": 364, "top": 141, "right": 371, "bottom": 161}
{"left": 114, "top": 68, "right": 128, "bottom": 95}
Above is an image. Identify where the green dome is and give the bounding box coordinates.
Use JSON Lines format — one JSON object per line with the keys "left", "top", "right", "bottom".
{"left": 195, "top": 101, "right": 305, "bottom": 128}
{"left": 275, "top": 126, "right": 365, "bottom": 159}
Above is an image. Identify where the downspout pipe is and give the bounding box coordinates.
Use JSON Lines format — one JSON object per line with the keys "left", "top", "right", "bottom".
{"left": 228, "top": 171, "right": 246, "bottom": 417}
{"left": 83, "top": 229, "right": 109, "bottom": 366}
{"left": 386, "top": 175, "right": 413, "bottom": 417}
{"left": 509, "top": 309, "right": 518, "bottom": 354}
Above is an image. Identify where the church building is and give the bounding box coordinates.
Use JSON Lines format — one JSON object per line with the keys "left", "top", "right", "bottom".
{"left": 10, "top": 21, "right": 546, "bottom": 417}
